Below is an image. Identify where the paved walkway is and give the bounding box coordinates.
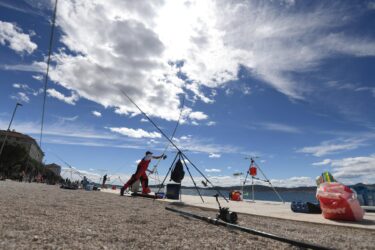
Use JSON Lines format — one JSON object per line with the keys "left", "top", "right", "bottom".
{"left": 102, "top": 188, "right": 375, "bottom": 230}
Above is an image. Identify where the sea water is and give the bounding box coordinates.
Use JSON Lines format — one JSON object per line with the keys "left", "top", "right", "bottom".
{"left": 151, "top": 187, "right": 318, "bottom": 203}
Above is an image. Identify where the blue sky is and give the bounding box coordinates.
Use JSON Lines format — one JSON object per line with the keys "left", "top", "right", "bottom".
{"left": 1, "top": 0, "right": 375, "bottom": 187}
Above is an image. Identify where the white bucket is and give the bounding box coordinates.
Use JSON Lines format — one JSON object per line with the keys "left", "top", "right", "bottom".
{"left": 131, "top": 180, "right": 140, "bottom": 193}
{"left": 86, "top": 184, "right": 94, "bottom": 191}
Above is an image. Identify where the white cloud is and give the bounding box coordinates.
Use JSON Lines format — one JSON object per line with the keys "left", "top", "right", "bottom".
{"left": 206, "top": 121, "right": 216, "bottom": 126}
{"left": 11, "top": 92, "right": 30, "bottom": 103}
{"left": 312, "top": 159, "right": 332, "bottom": 166}
{"left": 313, "top": 154, "right": 375, "bottom": 184}
{"left": 175, "top": 135, "right": 242, "bottom": 155}
{"left": 209, "top": 153, "right": 221, "bottom": 158}
{"left": 1, "top": 61, "right": 46, "bottom": 72}
{"left": 0, "top": 20, "right": 37, "bottom": 54}
{"left": 368, "top": 2, "right": 375, "bottom": 10}
{"left": 12, "top": 83, "right": 23, "bottom": 89}
{"left": 189, "top": 111, "right": 208, "bottom": 120}
{"left": 12, "top": 83, "right": 41, "bottom": 96}
{"left": 32, "top": 75, "right": 43, "bottom": 81}
{"left": 108, "top": 127, "right": 161, "bottom": 139}
{"left": 92, "top": 111, "right": 102, "bottom": 117}
{"left": 0, "top": 119, "right": 117, "bottom": 141}
{"left": 297, "top": 138, "right": 365, "bottom": 157}
{"left": 1, "top": 0, "right": 373, "bottom": 122}
{"left": 191, "top": 121, "right": 199, "bottom": 126}
{"left": 56, "top": 115, "right": 79, "bottom": 123}
{"left": 47, "top": 88, "right": 79, "bottom": 105}
{"left": 205, "top": 168, "right": 221, "bottom": 173}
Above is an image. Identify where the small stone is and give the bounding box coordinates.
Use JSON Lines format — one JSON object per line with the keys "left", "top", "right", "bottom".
{"left": 32, "top": 236, "right": 39, "bottom": 241}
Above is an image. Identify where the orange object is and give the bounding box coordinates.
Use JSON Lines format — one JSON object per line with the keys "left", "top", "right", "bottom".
{"left": 250, "top": 166, "right": 257, "bottom": 176}
{"left": 230, "top": 190, "right": 242, "bottom": 201}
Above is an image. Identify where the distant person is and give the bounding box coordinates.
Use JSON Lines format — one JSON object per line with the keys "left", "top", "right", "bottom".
{"left": 120, "top": 151, "right": 166, "bottom": 196}
{"left": 102, "top": 174, "right": 107, "bottom": 188}
{"left": 82, "top": 176, "right": 89, "bottom": 190}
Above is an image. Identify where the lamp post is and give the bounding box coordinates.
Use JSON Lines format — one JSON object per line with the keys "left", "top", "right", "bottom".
{"left": 0, "top": 102, "right": 23, "bottom": 164}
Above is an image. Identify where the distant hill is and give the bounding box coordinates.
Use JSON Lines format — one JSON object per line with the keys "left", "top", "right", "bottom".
{"left": 149, "top": 183, "right": 375, "bottom": 192}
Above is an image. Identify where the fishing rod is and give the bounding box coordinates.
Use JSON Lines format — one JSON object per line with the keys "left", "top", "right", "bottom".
{"left": 119, "top": 89, "right": 228, "bottom": 202}
{"left": 165, "top": 207, "right": 333, "bottom": 250}
{"left": 148, "top": 93, "right": 186, "bottom": 180}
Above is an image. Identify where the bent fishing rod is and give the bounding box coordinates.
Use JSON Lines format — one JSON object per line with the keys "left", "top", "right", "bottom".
{"left": 120, "top": 89, "right": 228, "bottom": 202}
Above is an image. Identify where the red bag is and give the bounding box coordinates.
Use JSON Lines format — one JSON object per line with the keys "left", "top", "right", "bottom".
{"left": 316, "top": 182, "right": 364, "bottom": 221}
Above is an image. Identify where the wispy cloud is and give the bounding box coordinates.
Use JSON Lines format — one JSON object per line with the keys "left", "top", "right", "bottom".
{"left": 368, "top": 2, "right": 375, "bottom": 10}
{"left": 92, "top": 111, "right": 102, "bottom": 117}
{"left": 204, "top": 168, "right": 221, "bottom": 173}
{"left": 0, "top": 120, "right": 117, "bottom": 141}
{"left": 47, "top": 88, "right": 79, "bottom": 105}
{"left": 175, "top": 135, "right": 243, "bottom": 156}
{"left": 209, "top": 153, "right": 221, "bottom": 158}
{"left": 312, "top": 159, "right": 332, "bottom": 166}
{"left": 297, "top": 138, "right": 366, "bottom": 157}
{"left": 258, "top": 122, "right": 302, "bottom": 134}
{"left": 1, "top": 61, "right": 46, "bottom": 72}
{"left": 108, "top": 127, "right": 162, "bottom": 139}
{"left": 10, "top": 92, "right": 30, "bottom": 103}
{"left": 206, "top": 121, "right": 216, "bottom": 126}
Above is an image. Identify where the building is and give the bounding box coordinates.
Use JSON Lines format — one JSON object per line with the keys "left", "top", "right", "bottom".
{"left": 45, "top": 163, "right": 61, "bottom": 176}
{"left": 0, "top": 130, "right": 44, "bottom": 163}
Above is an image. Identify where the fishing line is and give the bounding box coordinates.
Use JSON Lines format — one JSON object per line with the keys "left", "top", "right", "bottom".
{"left": 119, "top": 89, "right": 229, "bottom": 202}
{"left": 40, "top": 0, "right": 58, "bottom": 148}
{"left": 148, "top": 93, "right": 186, "bottom": 184}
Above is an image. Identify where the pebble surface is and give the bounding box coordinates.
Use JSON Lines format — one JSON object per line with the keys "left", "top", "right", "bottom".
{"left": 0, "top": 181, "right": 373, "bottom": 249}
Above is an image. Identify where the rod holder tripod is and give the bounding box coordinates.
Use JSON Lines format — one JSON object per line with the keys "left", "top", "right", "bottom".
{"left": 156, "top": 151, "right": 205, "bottom": 202}
{"left": 243, "top": 158, "right": 284, "bottom": 203}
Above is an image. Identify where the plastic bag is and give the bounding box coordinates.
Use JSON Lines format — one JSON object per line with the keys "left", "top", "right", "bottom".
{"left": 316, "top": 182, "right": 365, "bottom": 221}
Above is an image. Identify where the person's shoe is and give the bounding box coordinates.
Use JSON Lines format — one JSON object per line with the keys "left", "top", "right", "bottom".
{"left": 120, "top": 187, "right": 125, "bottom": 196}
{"left": 142, "top": 187, "right": 151, "bottom": 194}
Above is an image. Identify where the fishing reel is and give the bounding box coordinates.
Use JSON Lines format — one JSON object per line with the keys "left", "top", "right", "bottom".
{"left": 214, "top": 194, "right": 238, "bottom": 224}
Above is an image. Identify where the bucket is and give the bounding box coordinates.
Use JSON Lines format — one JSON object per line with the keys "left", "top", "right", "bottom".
{"left": 131, "top": 180, "right": 140, "bottom": 193}
{"left": 250, "top": 167, "right": 257, "bottom": 176}
{"left": 166, "top": 183, "right": 181, "bottom": 199}
{"left": 85, "top": 184, "right": 94, "bottom": 191}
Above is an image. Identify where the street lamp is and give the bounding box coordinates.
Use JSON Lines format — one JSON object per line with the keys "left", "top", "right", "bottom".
{"left": 0, "top": 102, "right": 23, "bottom": 163}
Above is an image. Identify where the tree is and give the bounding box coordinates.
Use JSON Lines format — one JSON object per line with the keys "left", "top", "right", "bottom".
{"left": 0, "top": 144, "right": 28, "bottom": 178}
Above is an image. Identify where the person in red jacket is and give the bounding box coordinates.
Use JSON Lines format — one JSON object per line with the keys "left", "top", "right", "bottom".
{"left": 120, "top": 151, "right": 166, "bottom": 196}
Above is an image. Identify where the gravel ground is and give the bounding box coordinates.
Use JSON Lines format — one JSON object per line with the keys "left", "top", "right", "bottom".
{"left": 182, "top": 206, "right": 375, "bottom": 250}
{"left": 0, "top": 181, "right": 374, "bottom": 250}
